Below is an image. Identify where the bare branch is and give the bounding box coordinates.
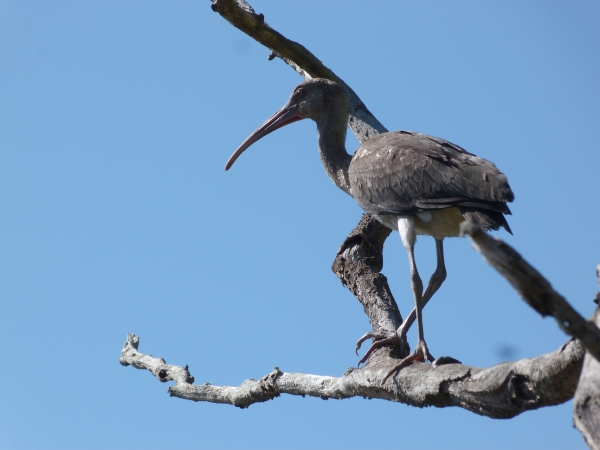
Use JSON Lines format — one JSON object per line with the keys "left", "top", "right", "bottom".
{"left": 120, "top": 333, "right": 583, "bottom": 417}
{"left": 332, "top": 215, "right": 403, "bottom": 340}
{"left": 573, "top": 266, "right": 600, "bottom": 450}
{"left": 210, "top": 0, "right": 387, "bottom": 146}
{"left": 463, "top": 223, "right": 600, "bottom": 363}
{"left": 119, "top": 334, "right": 195, "bottom": 385}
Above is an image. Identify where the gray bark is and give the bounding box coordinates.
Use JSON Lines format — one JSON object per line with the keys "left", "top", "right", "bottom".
{"left": 121, "top": 332, "right": 582, "bottom": 417}
{"left": 119, "top": 215, "right": 592, "bottom": 418}
{"left": 120, "top": 1, "right": 600, "bottom": 447}
{"left": 573, "top": 265, "right": 600, "bottom": 450}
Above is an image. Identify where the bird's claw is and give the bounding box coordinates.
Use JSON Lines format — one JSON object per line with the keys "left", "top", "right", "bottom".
{"left": 355, "top": 331, "right": 390, "bottom": 355}
{"left": 416, "top": 339, "right": 435, "bottom": 363}
{"left": 356, "top": 330, "right": 408, "bottom": 367}
{"left": 381, "top": 339, "right": 433, "bottom": 385}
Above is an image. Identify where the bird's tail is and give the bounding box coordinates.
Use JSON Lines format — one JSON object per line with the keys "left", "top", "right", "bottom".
{"left": 459, "top": 208, "right": 513, "bottom": 235}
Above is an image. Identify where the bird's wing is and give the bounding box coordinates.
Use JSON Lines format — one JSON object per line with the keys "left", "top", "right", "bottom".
{"left": 349, "top": 131, "right": 514, "bottom": 216}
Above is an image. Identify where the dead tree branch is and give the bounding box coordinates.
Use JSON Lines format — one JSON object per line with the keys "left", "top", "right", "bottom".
{"left": 332, "top": 215, "right": 399, "bottom": 335}
{"left": 210, "top": 0, "right": 387, "bottom": 149}
{"left": 120, "top": 332, "right": 582, "bottom": 417}
{"left": 121, "top": 2, "right": 599, "bottom": 439}
{"left": 573, "top": 266, "right": 600, "bottom": 450}
{"left": 464, "top": 223, "right": 600, "bottom": 363}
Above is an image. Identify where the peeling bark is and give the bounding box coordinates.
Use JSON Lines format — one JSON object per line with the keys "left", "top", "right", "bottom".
{"left": 332, "top": 215, "right": 398, "bottom": 336}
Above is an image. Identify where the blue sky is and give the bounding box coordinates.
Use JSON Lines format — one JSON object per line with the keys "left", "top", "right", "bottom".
{"left": 1, "top": 1, "right": 599, "bottom": 449}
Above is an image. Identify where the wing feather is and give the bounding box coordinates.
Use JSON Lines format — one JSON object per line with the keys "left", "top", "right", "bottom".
{"left": 349, "top": 131, "right": 514, "bottom": 216}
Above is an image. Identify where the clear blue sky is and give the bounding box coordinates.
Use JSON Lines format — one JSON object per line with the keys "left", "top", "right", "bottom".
{"left": 1, "top": 1, "right": 599, "bottom": 449}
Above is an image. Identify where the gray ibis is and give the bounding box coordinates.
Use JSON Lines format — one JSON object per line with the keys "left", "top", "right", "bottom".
{"left": 226, "top": 78, "right": 514, "bottom": 381}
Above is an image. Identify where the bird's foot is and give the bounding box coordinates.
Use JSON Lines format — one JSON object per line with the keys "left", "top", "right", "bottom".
{"left": 356, "top": 318, "right": 416, "bottom": 366}
{"left": 355, "top": 331, "right": 393, "bottom": 355}
{"left": 381, "top": 339, "right": 434, "bottom": 385}
{"left": 356, "top": 329, "right": 408, "bottom": 367}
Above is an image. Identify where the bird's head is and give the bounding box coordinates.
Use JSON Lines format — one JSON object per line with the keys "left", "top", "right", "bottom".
{"left": 225, "top": 78, "right": 347, "bottom": 170}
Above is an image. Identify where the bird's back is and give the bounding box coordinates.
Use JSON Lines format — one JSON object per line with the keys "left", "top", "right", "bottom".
{"left": 348, "top": 131, "right": 514, "bottom": 233}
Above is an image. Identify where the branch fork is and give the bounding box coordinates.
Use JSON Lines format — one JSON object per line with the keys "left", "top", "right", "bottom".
{"left": 121, "top": 2, "right": 600, "bottom": 446}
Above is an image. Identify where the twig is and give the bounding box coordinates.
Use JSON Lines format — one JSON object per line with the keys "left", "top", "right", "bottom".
{"left": 210, "top": 0, "right": 387, "bottom": 147}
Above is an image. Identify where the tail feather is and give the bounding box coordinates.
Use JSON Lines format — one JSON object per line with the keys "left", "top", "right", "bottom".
{"left": 459, "top": 207, "right": 512, "bottom": 235}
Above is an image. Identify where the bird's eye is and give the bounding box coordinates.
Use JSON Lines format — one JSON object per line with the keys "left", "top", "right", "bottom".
{"left": 294, "top": 88, "right": 304, "bottom": 98}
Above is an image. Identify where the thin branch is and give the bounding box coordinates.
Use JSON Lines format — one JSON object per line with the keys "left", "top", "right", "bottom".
{"left": 120, "top": 333, "right": 583, "bottom": 417}
{"left": 210, "top": 0, "right": 387, "bottom": 146}
{"left": 463, "top": 223, "right": 600, "bottom": 363}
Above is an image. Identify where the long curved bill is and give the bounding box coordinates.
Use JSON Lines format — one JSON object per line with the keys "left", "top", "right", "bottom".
{"left": 225, "top": 105, "right": 302, "bottom": 171}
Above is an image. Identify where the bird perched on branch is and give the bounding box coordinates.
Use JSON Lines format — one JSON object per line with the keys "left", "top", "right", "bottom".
{"left": 226, "top": 78, "right": 514, "bottom": 382}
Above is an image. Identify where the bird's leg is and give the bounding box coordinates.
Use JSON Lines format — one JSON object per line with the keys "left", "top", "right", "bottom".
{"left": 357, "top": 239, "right": 446, "bottom": 365}
{"left": 392, "top": 239, "right": 446, "bottom": 353}
{"left": 401, "top": 217, "right": 428, "bottom": 358}
{"left": 378, "top": 218, "right": 435, "bottom": 384}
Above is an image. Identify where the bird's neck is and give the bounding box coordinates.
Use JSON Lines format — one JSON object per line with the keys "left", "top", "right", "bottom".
{"left": 316, "top": 110, "right": 352, "bottom": 195}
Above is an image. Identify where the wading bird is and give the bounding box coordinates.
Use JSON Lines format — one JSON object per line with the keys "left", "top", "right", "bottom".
{"left": 226, "top": 79, "right": 514, "bottom": 381}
